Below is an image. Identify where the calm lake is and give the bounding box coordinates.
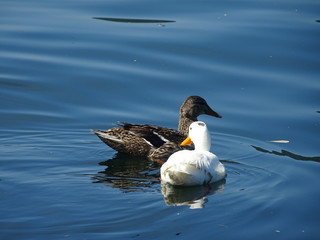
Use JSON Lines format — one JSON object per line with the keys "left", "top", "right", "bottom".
{"left": 1, "top": 0, "right": 319, "bottom": 239}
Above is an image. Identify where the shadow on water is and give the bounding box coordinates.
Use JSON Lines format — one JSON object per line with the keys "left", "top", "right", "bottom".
{"left": 92, "top": 153, "right": 226, "bottom": 208}
{"left": 93, "top": 17, "right": 176, "bottom": 24}
{"left": 252, "top": 145, "right": 320, "bottom": 163}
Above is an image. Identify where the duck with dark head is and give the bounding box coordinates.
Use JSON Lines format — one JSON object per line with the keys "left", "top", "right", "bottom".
{"left": 93, "top": 96, "right": 221, "bottom": 162}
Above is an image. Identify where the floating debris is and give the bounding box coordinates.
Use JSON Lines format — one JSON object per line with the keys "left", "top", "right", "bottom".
{"left": 269, "top": 140, "right": 289, "bottom": 143}
{"left": 93, "top": 17, "right": 175, "bottom": 24}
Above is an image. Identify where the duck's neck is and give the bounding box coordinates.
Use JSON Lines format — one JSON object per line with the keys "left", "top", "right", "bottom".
{"left": 194, "top": 134, "right": 211, "bottom": 152}
{"left": 178, "top": 117, "right": 196, "bottom": 135}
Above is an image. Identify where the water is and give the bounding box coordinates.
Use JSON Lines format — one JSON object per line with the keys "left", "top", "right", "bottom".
{"left": 1, "top": 0, "right": 319, "bottom": 239}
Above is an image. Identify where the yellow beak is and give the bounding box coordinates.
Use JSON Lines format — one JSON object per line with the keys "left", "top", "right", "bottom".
{"left": 180, "top": 136, "right": 193, "bottom": 146}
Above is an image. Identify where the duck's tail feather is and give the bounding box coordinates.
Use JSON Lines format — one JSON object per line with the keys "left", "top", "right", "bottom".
{"left": 92, "top": 128, "right": 151, "bottom": 157}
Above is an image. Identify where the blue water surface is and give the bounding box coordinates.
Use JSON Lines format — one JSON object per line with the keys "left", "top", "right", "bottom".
{"left": 1, "top": 0, "right": 320, "bottom": 239}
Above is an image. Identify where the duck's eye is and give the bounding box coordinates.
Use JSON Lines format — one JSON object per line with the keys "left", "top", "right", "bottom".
{"left": 189, "top": 127, "right": 192, "bottom": 131}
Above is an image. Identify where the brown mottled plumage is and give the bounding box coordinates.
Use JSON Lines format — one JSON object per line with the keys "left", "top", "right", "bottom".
{"left": 93, "top": 96, "right": 221, "bottom": 161}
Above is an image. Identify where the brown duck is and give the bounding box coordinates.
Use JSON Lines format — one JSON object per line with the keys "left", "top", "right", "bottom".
{"left": 93, "top": 96, "right": 221, "bottom": 161}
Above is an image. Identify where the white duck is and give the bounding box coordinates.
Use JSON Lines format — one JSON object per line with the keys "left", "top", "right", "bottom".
{"left": 160, "top": 121, "right": 226, "bottom": 186}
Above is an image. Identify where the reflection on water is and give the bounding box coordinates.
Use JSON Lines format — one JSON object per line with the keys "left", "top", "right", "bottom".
{"left": 92, "top": 153, "right": 226, "bottom": 208}
{"left": 252, "top": 145, "right": 320, "bottom": 163}
{"left": 161, "top": 180, "right": 225, "bottom": 209}
{"left": 92, "top": 153, "right": 160, "bottom": 192}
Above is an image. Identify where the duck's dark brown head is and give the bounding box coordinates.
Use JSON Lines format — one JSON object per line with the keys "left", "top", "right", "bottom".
{"left": 180, "top": 96, "right": 221, "bottom": 120}
{"left": 178, "top": 96, "right": 221, "bottom": 134}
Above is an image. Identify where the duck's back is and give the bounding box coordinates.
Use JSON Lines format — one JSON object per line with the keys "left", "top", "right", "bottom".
{"left": 161, "top": 150, "right": 225, "bottom": 186}
{"left": 93, "top": 123, "right": 188, "bottom": 160}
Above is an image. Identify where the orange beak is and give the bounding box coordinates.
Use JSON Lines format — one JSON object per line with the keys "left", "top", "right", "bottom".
{"left": 180, "top": 136, "right": 193, "bottom": 146}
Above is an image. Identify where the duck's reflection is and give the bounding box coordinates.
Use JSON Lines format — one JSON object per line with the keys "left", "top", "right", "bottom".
{"left": 161, "top": 180, "right": 225, "bottom": 209}
{"left": 92, "top": 153, "right": 226, "bottom": 208}
{"left": 92, "top": 153, "right": 161, "bottom": 192}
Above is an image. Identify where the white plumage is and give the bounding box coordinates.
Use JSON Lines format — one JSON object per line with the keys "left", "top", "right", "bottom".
{"left": 161, "top": 121, "right": 226, "bottom": 186}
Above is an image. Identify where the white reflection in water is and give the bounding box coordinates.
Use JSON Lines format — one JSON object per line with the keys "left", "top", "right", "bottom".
{"left": 161, "top": 180, "right": 225, "bottom": 209}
